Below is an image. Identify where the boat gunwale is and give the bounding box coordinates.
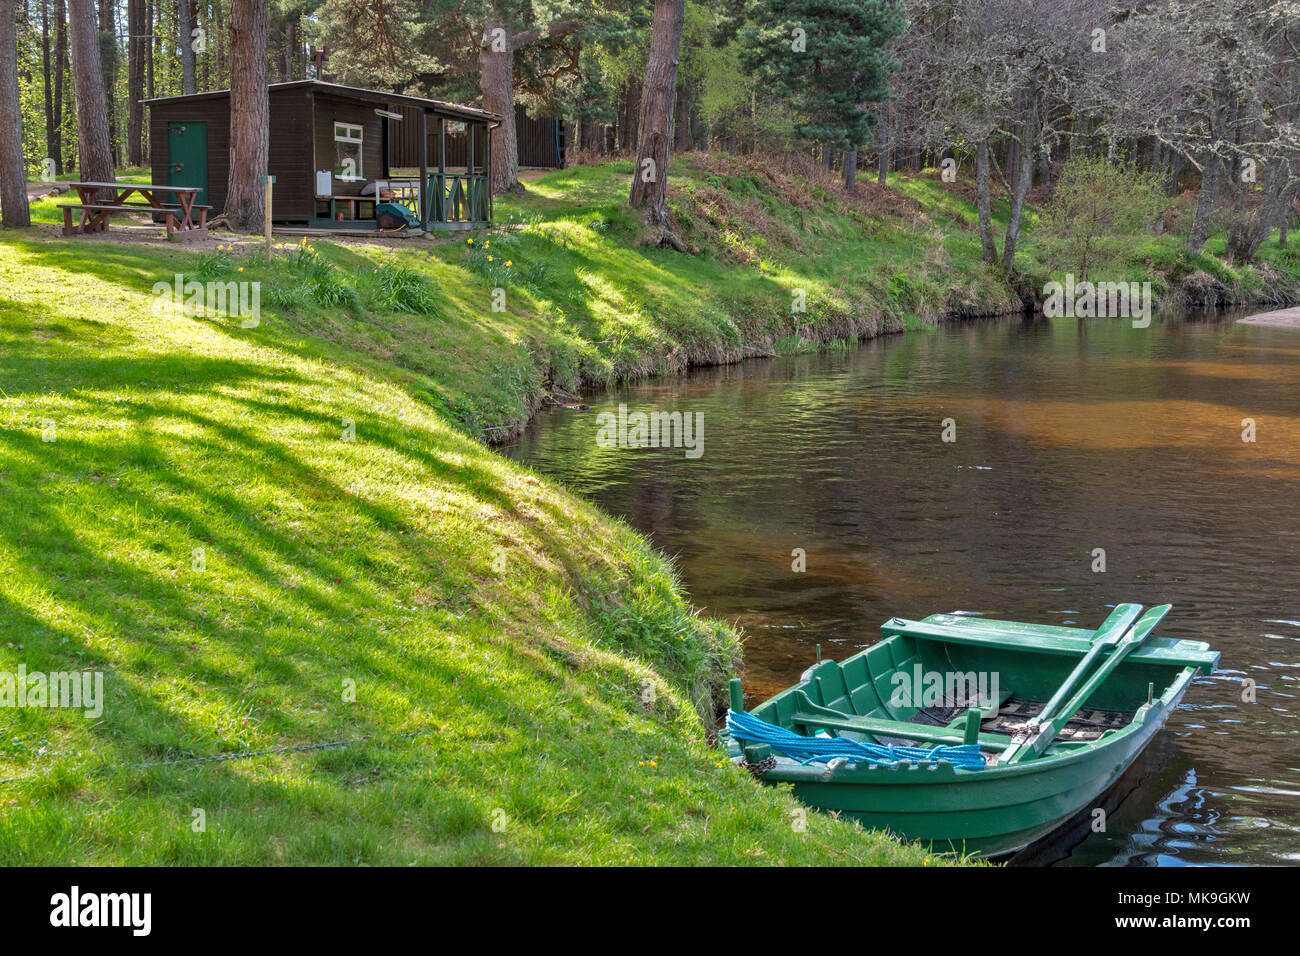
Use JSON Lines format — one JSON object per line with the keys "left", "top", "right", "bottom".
{"left": 728, "top": 624, "right": 1207, "bottom": 782}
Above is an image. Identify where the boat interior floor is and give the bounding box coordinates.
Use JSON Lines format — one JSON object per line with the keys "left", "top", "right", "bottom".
{"left": 902, "top": 696, "right": 1136, "bottom": 743}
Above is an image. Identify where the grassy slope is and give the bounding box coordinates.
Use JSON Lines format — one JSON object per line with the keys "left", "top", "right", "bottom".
{"left": 0, "top": 161, "right": 974, "bottom": 865}
{"left": 3, "top": 157, "right": 1291, "bottom": 864}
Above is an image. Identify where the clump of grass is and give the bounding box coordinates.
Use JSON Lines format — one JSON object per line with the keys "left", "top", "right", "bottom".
{"left": 463, "top": 235, "right": 552, "bottom": 293}
{"left": 284, "top": 239, "right": 361, "bottom": 311}
{"left": 192, "top": 246, "right": 235, "bottom": 280}
{"left": 361, "top": 265, "right": 442, "bottom": 316}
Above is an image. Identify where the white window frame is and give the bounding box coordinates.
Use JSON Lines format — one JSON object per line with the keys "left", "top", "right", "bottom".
{"left": 333, "top": 122, "right": 364, "bottom": 181}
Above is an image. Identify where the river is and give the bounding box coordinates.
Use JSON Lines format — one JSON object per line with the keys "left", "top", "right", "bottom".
{"left": 505, "top": 310, "right": 1300, "bottom": 866}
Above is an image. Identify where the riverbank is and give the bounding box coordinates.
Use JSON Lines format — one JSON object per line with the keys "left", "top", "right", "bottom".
{"left": 1, "top": 157, "right": 1293, "bottom": 864}
{"left": 1, "top": 165, "right": 974, "bottom": 864}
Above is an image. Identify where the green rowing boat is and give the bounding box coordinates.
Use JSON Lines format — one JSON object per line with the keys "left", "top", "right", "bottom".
{"left": 721, "top": 604, "right": 1219, "bottom": 858}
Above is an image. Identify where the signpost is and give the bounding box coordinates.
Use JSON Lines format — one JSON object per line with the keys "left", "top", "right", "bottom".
{"left": 261, "top": 175, "right": 275, "bottom": 261}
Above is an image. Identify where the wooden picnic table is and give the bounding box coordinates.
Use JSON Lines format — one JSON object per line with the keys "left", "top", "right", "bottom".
{"left": 60, "top": 181, "right": 209, "bottom": 238}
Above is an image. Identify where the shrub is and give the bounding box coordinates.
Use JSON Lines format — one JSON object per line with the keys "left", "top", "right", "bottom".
{"left": 1034, "top": 156, "right": 1169, "bottom": 281}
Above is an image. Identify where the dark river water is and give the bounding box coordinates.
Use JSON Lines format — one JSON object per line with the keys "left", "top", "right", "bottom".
{"left": 504, "top": 311, "right": 1300, "bottom": 867}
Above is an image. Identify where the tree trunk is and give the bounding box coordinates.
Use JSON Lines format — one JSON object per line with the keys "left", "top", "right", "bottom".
{"left": 976, "top": 136, "right": 998, "bottom": 264}
{"left": 1187, "top": 154, "right": 1222, "bottom": 257}
{"left": 145, "top": 0, "right": 153, "bottom": 100}
{"left": 0, "top": 0, "right": 30, "bottom": 226}
{"left": 479, "top": 20, "right": 519, "bottom": 194}
{"left": 225, "top": 0, "right": 268, "bottom": 230}
{"left": 97, "top": 0, "right": 117, "bottom": 165}
{"left": 843, "top": 148, "right": 857, "bottom": 194}
{"left": 673, "top": 78, "right": 690, "bottom": 152}
{"left": 53, "top": 0, "right": 65, "bottom": 173}
{"left": 1002, "top": 114, "right": 1035, "bottom": 276}
{"left": 283, "top": 14, "right": 296, "bottom": 81}
{"left": 629, "top": 0, "right": 685, "bottom": 250}
{"left": 127, "top": 0, "right": 144, "bottom": 166}
{"left": 68, "top": 0, "right": 113, "bottom": 190}
{"left": 42, "top": 0, "right": 56, "bottom": 173}
{"left": 179, "top": 0, "right": 196, "bottom": 94}
{"left": 620, "top": 79, "right": 641, "bottom": 152}
{"left": 876, "top": 102, "right": 888, "bottom": 186}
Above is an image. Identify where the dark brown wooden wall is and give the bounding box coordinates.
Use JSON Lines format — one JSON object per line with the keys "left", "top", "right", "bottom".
{"left": 311, "top": 94, "right": 386, "bottom": 198}
{"left": 388, "top": 103, "right": 560, "bottom": 170}
{"left": 149, "top": 86, "right": 316, "bottom": 220}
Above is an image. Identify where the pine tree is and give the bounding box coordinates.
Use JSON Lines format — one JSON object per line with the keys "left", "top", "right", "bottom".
{"left": 740, "top": 0, "right": 905, "bottom": 192}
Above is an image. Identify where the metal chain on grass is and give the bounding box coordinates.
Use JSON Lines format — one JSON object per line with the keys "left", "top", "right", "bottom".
{"left": 0, "top": 728, "right": 437, "bottom": 785}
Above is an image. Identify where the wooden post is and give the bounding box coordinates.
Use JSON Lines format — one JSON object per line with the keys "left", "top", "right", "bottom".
{"left": 418, "top": 110, "right": 428, "bottom": 229}
{"left": 261, "top": 174, "right": 275, "bottom": 261}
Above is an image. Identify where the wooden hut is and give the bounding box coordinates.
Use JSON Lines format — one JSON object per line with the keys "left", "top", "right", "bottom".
{"left": 144, "top": 80, "right": 499, "bottom": 231}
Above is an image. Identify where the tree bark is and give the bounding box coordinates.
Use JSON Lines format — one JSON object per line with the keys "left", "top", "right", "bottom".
{"left": 127, "top": 0, "right": 144, "bottom": 166}
{"left": 68, "top": 0, "right": 113, "bottom": 189}
{"left": 976, "top": 136, "right": 998, "bottom": 264}
{"left": 843, "top": 148, "right": 857, "bottom": 194}
{"left": 0, "top": 0, "right": 30, "bottom": 226}
{"left": 1002, "top": 102, "right": 1037, "bottom": 275}
{"left": 1187, "top": 154, "right": 1222, "bottom": 257}
{"left": 629, "top": 0, "right": 685, "bottom": 250}
{"left": 179, "top": 0, "right": 196, "bottom": 94}
{"left": 673, "top": 79, "right": 690, "bottom": 152}
{"left": 42, "top": 0, "right": 57, "bottom": 173}
{"left": 876, "top": 102, "right": 888, "bottom": 185}
{"left": 53, "top": 0, "right": 66, "bottom": 172}
{"left": 283, "top": 14, "right": 296, "bottom": 82}
{"left": 225, "top": 0, "right": 268, "bottom": 230}
{"left": 97, "top": 0, "right": 117, "bottom": 165}
{"left": 479, "top": 20, "right": 517, "bottom": 193}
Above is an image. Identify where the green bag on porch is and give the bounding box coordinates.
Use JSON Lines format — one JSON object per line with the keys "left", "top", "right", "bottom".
{"left": 376, "top": 202, "right": 418, "bottom": 231}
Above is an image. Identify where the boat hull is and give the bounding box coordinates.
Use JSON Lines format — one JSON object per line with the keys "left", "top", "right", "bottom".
{"left": 777, "top": 679, "right": 1190, "bottom": 857}
{"left": 723, "top": 611, "right": 1219, "bottom": 859}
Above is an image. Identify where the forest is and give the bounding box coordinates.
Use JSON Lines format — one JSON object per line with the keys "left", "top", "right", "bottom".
{"left": 0, "top": 0, "right": 1296, "bottom": 267}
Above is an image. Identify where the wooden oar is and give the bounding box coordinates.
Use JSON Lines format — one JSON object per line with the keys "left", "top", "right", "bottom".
{"left": 992, "top": 603, "right": 1143, "bottom": 765}
{"left": 1031, "top": 603, "right": 1143, "bottom": 723}
{"left": 1003, "top": 604, "right": 1172, "bottom": 765}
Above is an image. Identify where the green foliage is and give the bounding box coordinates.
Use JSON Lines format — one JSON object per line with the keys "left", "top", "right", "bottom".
{"left": 738, "top": 0, "right": 906, "bottom": 150}
{"left": 361, "top": 265, "right": 443, "bottom": 316}
{"left": 286, "top": 240, "right": 362, "bottom": 311}
{"left": 192, "top": 247, "right": 236, "bottom": 280}
{"left": 1033, "top": 156, "right": 1170, "bottom": 281}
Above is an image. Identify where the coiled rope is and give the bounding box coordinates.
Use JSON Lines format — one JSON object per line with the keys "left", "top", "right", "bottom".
{"left": 726, "top": 710, "right": 986, "bottom": 770}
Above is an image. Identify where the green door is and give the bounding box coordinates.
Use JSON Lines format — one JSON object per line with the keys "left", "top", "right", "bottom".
{"left": 166, "top": 121, "right": 208, "bottom": 207}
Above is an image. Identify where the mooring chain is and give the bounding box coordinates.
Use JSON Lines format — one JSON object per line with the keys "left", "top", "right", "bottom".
{"left": 0, "top": 729, "right": 438, "bottom": 785}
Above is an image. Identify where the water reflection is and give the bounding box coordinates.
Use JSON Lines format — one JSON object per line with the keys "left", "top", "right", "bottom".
{"left": 506, "top": 311, "right": 1299, "bottom": 866}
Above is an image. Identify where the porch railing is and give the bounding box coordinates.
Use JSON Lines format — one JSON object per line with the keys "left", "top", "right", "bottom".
{"left": 424, "top": 173, "right": 490, "bottom": 226}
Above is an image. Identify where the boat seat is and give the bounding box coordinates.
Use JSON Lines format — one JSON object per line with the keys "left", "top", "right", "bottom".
{"left": 984, "top": 697, "right": 1134, "bottom": 742}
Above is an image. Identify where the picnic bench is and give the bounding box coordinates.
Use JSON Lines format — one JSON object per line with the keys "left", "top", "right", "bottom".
{"left": 59, "top": 182, "right": 210, "bottom": 239}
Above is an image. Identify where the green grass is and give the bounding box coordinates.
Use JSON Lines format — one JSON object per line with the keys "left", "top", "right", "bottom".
{"left": 1, "top": 156, "right": 1289, "bottom": 865}
{"left": 0, "top": 164, "right": 971, "bottom": 865}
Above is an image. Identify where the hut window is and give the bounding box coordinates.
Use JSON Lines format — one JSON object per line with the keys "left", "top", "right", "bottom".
{"left": 333, "top": 122, "right": 364, "bottom": 180}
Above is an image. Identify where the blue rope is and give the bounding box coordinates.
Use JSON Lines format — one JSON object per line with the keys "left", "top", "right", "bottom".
{"left": 726, "top": 710, "right": 986, "bottom": 770}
